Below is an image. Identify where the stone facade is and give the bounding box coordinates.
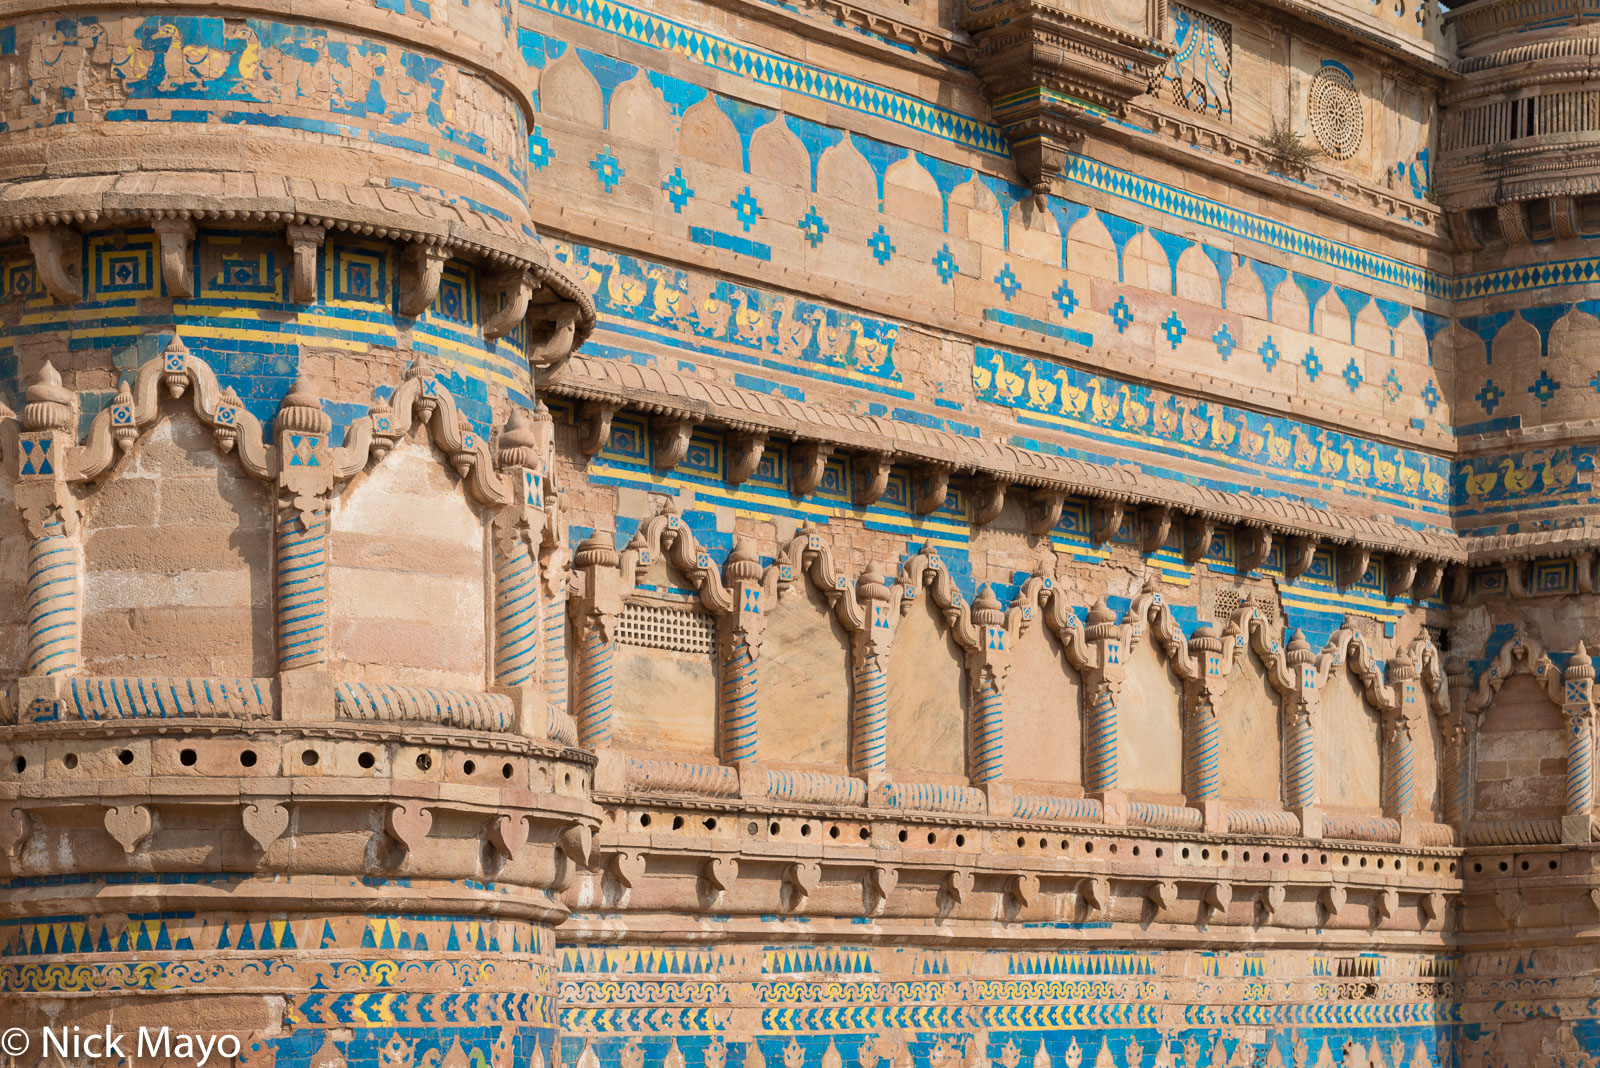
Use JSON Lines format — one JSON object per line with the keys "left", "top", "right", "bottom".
{"left": 2, "top": 0, "right": 1600, "bottom": 1065}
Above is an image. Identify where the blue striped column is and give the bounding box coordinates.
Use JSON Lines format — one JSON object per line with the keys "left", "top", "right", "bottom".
{"left": 1285, "top": 631, "right": 1317, "bottom": 809}
{"left": 571, "top": 534, "right": 621, "bottom": 749}
{"left": 1085, "top": 683, "right": 1119, "bottom": 792}
{"left": 494, "top": 535, "right": 542, "bottom": 688}
{"left": 721, "top": 635, "right": 758, "bottom": 763}
{"left": 1566, "top": 643, "right": 1595, "bottom": 822}
{"left": 1185, "top": 625, "right": 1224, "bottom": 803}
{"left": 1384, "top": 653, "right": 1418, "bottom": 820}
{"left": 543, "top": 587, "right": 568, "bottom": 720}
{"left": 969, "top": 585, "right": 1006, "bottom": 784}
{"left": 720, "top": 539, "right": 763, "bottom": 764}
{"left": 26, "top": 518, "right": 79, "bottom": 676}
{"left": 1083, "top": 600, "right": 1123, "bottom": 793}
{"left": 851, "top": 567, "right": 893, "bottom": 776}
{"left": 276, "top": 500, "right": 328, "bottom": 670}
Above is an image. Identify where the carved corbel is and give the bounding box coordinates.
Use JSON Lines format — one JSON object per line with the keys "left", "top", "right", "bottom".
{"left": 1506, "top": 561, "right": 1529, "bottom": 598}
{"left": 241, "top": 801, "right": 289, "bottom": 852}
{"left": 528, "top": 303, "right": 581, "bottom": 366}
{"left": 1009, "top": 872, "right": 1039, "bottom": 908}
{"left": 726, "top": 431, "right": 768, "bottom": 485}
{"left": 651, "top": 416, "right": 695, "bottom": 470}
{"left": 1447, "top": 564, "right": 1470, "bottom": 605}
{"left": 1203, "top": 881, "right": 1231, "bottom": 919}
{"left": 1387, "top": 556, "right": 1419, "bottom": 601}
{"left": 151, "top": 218, "right": 196, "bottom": 299}
{"left": 943, "top": 869, "right": 973, "bottom": 906}
{"left": 578, "top": 401, "right": 618, "bottom": 456}
{"left": 1259, "top": 883, "right": 1286, "bottom": 921}
{"left": 611, "top": 850, "right": 646, "bottom": 889}
{"left": 971, "top": 477, "right": 1008, "bottom": 526}
{"left": 487, "top": 812, "right": 529, "bottom": 862}
{"left": 854, "top": 452, "right": 893, "bottom": 506}
{"left": 701, "top": 856, "right": 738, "bottom": 897}
{"left": 398, "top": 243, "right": 450, "bottom": 318}
{"left": 557, "top": 823, "right": 592, "bottom": 867}
{"left": 1147, "top": 880, "right": 1177, "bottom": 918}
{"left": 790, "top": 441, "right": 834, "bottom": 497}
{"left": 1374, "top": 888, "right": 1398, "bottom": 922}
{"left": 1445, "top": 210, "right": 1483, "bottom": 253}
{"left": 1284, "top": 536, "right": 1318, "bottom": 582}
{"left": 1089, "top": 499, "right": 1125, "bottom": 545}
{"left": 1421, "top": 891, "right": 1446, "bottom": 926}
{"left": 385, "top": 803, "right": 432, "bottom": 856}
{"left": 914, "top": 463, "right": 952, "bottom": 515}
{"left": 1238, "top": 526, "right": 1273, "bottom": 574}
{"left": 0, "top": 806, "right": 29, "bottom": 858}
{"left": 1579, "top": 551, "right": 1596, "bottom": 596}
{"left": 104, "top": 804, "right": 153, "bottom": 855}
{"left": 1143, "top": 505, "right": 1174, "bottom": 554}
{"left": 285, "top": 223, "right": 326, "bottom": 304}
{"left": 1551, "top": 195, "right": 1581, "bottom": 241}
{"left": 787, "top": 861, "right": 821, "bottom": 906}
{"left": 1494, "top": 888, "right": 1520, "bottom": 928}
{"left": 1029, "top": 489, "right": 1066, "bottom": 536}
{"left": 1182, "top": 515, "right": 1216, "bottom": 564}
{"left": 1079, "top": 876, "right": 1109, "bottom": 918}
{"left": 867, "top": 864, "right": 898, "bottom": 913}
{"left": 1320, "top": 884, "right": 1347, "bottom": 922}
{"left": 1338, "top": 545, "right": 1372, "bottom": 588}
{"left": 1414, "top": 560, "right": 1445, "bottom": 600}
{"left": 24, "top": 227, "right": 80, "bottom": 304}
{"left": 483, "top": 269, "right": 535, "bottom": 340}
{"left": 1497, "top": 201, "right": 1531, "bottom": 247}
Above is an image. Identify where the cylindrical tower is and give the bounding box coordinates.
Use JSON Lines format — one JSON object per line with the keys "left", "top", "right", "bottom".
{"left": 0, "top": 2, "right": 595, "bottom": 1066}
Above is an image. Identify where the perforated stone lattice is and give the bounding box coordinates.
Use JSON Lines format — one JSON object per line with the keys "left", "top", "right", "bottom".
{"left": 617, "top": 602, "right": 717, "bottom": 654}
{"left": 1309, "top": 66, "right": 1363, "bottom": 160}
{"left": 1211, "top": 587, "right": 1277, "bottom": 624}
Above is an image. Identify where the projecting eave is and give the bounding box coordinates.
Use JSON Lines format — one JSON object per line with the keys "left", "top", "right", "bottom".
{"left": 1231, "top": 0, "right": 1459, "bottom": 80}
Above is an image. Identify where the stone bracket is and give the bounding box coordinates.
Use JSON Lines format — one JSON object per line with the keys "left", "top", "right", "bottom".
{"left": 152, "top": 218, "right": 196, "bottom": 299}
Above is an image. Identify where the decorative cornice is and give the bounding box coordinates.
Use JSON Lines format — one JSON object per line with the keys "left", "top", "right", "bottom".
{"left": 963, "top": 0, "right": 1172, "bottom": 203}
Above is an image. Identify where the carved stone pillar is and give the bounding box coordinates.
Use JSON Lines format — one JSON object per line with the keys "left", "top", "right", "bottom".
{"left": 1384, "top": 652, "right": 1419, "bottom": 826}
{"left": 15, "top": 363, "right": 82, "bottom": 690}
{"left": 1082, "top": 600, "right": 1125, "bottom": 795}
{"left": 968, "top": 585, "right": 1009, "bottom": 784}
{"left": 1184, "top": 624, "right": 1228, "bottom": 829}
{"left": 1564, "top": 642, "right": 1595, "bottom": 844}
{"left": 720, "top": 538, "right": 764, "bottom": 764}
{"left": 274, "top": 381, "right": 334, "bottom": 686}
{"left": 570, "top": 534, "right": 623, "bottom": 749}
{"left": 852, "top": 567, "right": 894, "bottom": 778}
{"left": 493, "top": 408, "right": 557, "bottom": 738}
{"left": 1284, "top": 631, "right": 1319, "bottom": 817}
{"left": 1444, "top": 656, "right": 1474, "bottom": 826}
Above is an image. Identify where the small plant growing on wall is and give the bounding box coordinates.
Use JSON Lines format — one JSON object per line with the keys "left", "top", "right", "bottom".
{"left": 1253, "top": 114, "right": 1322, "bottom": 178}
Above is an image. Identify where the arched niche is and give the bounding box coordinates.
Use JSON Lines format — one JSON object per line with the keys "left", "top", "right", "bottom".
{"left": 884, "top": 593, "right": 968, "bottom": 777}
{"left": 608, "top": 73, "right": 671, "bottom": 146}
{"left": 749, "top": 121, "right": 808, "bottom": 186}
{"left": 679, "top": 99, "right": 740, "bottom": 170}
{"left": 1005, "top": 622, "right": 1082, "bottom": 788}
{"left": 1473, "top": 672, "right": 1566, "bottom": 822}
{"left": 1410, "top": 699, "right": 1447, "bottom": 821}
{"left": 1174, "top": 244, "right": 1222, "bottom": 308}
{"left": 1119, "top": 634, "right": 1184, "bottom": 796}
{"left": 330, "top": 435, "right": 487, "bottom": 691}
{"left": 81, "top": 414, "right": 273, "bottom": 677}
{"left": 1315, "top": 668, "right": 1383, "bottom": 810}
{"left": 535, "top": 54, "right": 603, "bottom": 126}
{"left": 611, "top": 553, "right": 719, "bottom": 756}
{"left": 1217, "top": 648, "right": 1284, "bottom": 804}
{"left": 760, "top": 579, "right": 851, "bottom": 767}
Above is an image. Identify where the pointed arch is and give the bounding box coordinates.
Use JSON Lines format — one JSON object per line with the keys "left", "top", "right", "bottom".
{"left": 535, "top": 52, "right": 603, "bottom": 126}
{"left": 679, "top": 97, "right": 740, "bottom": 169}
{"left": 607, "top": 72, "right": 672, "bottom": 145}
